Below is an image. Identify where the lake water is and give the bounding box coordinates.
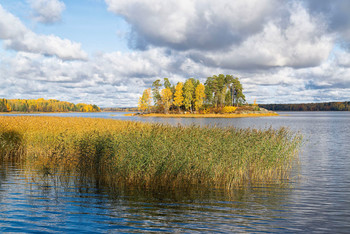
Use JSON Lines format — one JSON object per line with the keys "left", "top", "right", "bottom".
{"left": 1, "top": 112, "right": 350, "bottom": 232}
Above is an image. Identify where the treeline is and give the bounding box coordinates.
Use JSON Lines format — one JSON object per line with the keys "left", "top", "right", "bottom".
{"left": 139, "top": 74, "right": 246, "bottom": 113}
{"left": 0, "top": 98, "right": 101, "bottom": 113}
{"left": 260, "top": 101, "right": 350, "bottom": 111}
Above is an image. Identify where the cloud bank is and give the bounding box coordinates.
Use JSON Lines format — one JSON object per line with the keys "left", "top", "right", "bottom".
{"left": 106, "top": 0, "right": 278, "bottom": 51}
{"left": 106, "top": 0, "right": 335, "bottom": 69}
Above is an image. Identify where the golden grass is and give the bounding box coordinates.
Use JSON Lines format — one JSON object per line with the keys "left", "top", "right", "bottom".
{"left": 0, "top": 116, "right": 301, "bottom": 190}
{"left": 140, "top": 112, "right": 279, "bottom": 118}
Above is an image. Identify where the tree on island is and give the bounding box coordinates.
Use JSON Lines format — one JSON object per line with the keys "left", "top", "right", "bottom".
{"left": 160, "top": 87, "right": 173, "bottom": 114}
{"left": 138, "top": 74, "right": 246, "bottom": 114}
{"left": 138, "top": 88, "right": 152, "bottom": 113}
{"left": 152, "top": 79, "right": 162, "bottom": 110}
{"left": 173, "top": 82, "right": 184, "bottom": 113}
{"left": 183, "top": 79, "right": 194, "bottom": 112}
{"left": 194, "top": 83, "right": 205, "bottom": 112}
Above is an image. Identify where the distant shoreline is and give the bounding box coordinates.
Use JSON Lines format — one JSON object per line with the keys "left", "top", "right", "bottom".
{"left": 260, "top": 101, "right": 350, "bottom": 111}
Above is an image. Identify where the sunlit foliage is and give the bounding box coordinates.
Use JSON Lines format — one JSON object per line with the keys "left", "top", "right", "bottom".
{"left": 173, "top": 82, "right": 184, "bottom": 112}
{"left": 161, "top": 87, "right": 173, "bottom": 114}
{"left": 138, "top": 88, "right": 152, "bottom": 113}
{"left": 222, "top": 106, "right": 238, "bottom": 113}
{"left": 194, "top": 83, "right": 206, "bottom": 112}
{"left": 183, "top": 79, "right": 194, "bottom": 111}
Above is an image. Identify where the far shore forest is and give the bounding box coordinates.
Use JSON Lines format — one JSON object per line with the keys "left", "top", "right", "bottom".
{"left": 260, "top": 102, "right": 350, "bottom": 111}
{"left": 0, "top": 98, "right": 100, "bottom": 113}
{"left": 138, "top": 74, "right": 254, "bottom": 114}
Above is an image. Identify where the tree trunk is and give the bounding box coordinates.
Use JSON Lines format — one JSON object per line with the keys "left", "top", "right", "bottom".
{"left": 231, "top": 86, "right": 234, "bottom": 106}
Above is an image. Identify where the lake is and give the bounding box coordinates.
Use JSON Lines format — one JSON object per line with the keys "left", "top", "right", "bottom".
{"left": 1, "top": 112, "right": 350, "bottom": 232}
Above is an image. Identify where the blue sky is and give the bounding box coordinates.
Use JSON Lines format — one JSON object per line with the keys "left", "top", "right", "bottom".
{"left": 0, "top": 0, "right": 130, "bottom": 54}
{"left": 1, "top": 0, "right": 350, "bottom": 107}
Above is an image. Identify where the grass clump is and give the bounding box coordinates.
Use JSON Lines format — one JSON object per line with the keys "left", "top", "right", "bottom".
{"left": 0, "top": 116, "right": 301, "bottom": 189}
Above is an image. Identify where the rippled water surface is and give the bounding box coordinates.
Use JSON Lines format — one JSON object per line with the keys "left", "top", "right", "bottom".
{"left": 1, "top": 112, "right": 350, "bottom": 232}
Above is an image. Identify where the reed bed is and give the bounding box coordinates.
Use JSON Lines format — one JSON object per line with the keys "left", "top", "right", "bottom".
{"left": 0, "top": 116, "right": 301, "bottom": 189}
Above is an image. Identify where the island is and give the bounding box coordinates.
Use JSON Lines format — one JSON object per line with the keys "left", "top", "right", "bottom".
{"left": 136, "top": 74, "right": 278, "bottom": 118}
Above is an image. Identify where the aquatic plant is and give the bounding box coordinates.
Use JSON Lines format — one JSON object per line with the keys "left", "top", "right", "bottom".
{"left": 0, "top": 116, "right": 301, "bottom": 189}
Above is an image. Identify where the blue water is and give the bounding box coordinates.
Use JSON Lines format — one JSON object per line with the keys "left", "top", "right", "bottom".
{"left": 1, "top": 112, "right": 350, "bottom": 232}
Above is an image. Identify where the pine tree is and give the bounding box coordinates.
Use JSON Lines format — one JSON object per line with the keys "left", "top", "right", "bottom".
{"left": 152, "top": 80, "right": 162, "bottom": 110}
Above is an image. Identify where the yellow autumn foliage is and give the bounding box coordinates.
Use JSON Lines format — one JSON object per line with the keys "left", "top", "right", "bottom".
{"left": 222, "top": 106, "right": 237, "bottom": 113}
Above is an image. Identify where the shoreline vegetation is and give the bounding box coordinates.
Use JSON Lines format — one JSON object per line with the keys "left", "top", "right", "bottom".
{"left": 127, "top": 110, "right": 278, "bottom": 118}
{"left": 1, "top": 116, "right": 301, "bottom": 190}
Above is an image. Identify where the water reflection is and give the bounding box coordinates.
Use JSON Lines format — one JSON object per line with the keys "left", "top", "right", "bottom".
{"left": 1, "top": 163, "right": 297, "bottom": 233}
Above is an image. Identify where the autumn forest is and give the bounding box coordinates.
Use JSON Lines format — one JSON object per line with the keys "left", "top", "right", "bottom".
{"left": 0, "top": 98, "right": 100, "bottom": 113}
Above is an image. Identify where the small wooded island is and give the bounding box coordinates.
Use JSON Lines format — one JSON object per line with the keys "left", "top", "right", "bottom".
{"left": 136, "top": 74, "right": 278, "bottom": 118}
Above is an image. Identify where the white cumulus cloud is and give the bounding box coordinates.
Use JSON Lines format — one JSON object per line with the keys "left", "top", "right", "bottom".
{"left": 27, "top": 0, "right": 65, "bottom": 24}
{"left": 0, "top": 4, "right": 87, "bottom": 60}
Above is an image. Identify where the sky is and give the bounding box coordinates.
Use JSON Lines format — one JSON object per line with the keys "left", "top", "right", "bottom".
{"left": 0, "top": 0, "right": 350, "bottom": 107}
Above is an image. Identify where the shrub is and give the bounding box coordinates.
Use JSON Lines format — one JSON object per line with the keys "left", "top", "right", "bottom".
{"left": 222, "top": 106, "right": 237, "bottom": 113}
